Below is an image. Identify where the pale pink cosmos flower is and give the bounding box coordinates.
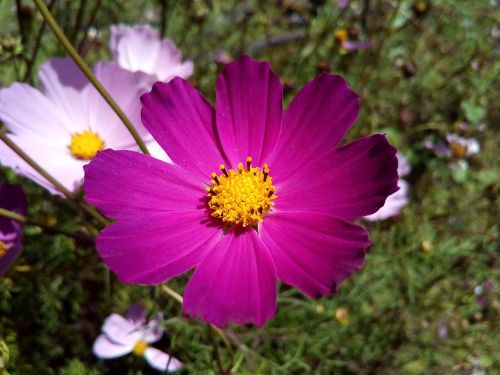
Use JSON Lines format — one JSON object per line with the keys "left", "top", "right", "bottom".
{"left": 0, "top": 58, "right": 166, "bottom": 195}
{"left": 364, "top": 152, "right": 410, "bottom": 221}
{"left": 110, "top": 25, "right": 193, "bottom": 83}
{"left": 93, "top": 304, "right": 182, "bottom": 372}
{"left": 425, "top": 133, "right": 480, "bottom": 160}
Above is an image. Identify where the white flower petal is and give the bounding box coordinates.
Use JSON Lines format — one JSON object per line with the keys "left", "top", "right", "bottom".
{"left": 0, "top": 134, "right": 80, "bottom": 195}
{"left": 92, "top": 334, "right": 134, "bottom": 359}
{"left": 102, "top": 313, "right": 140, "bottom": 344}
{"left": 364, "top": 180, "right": 410, "bottom": 221}
{"left": 141, "top": 313, "right": 164, "bottom": 344}
{"left": 38, "top": 58, "right": 90, "bottom": 131}
{"left": 396, "top": 152, "right": 411, "bottom": 177}
{"left": 0, "top": 82, "right": 72, "bottom": 138}
{"left": 110, "top": 24, "right": 193, "bottom": 82}
{"left": 146, "top": 140, "right": 171, "bottom": 163}
{"left": 144, "top": 347, "right": 183, "bottom": 372}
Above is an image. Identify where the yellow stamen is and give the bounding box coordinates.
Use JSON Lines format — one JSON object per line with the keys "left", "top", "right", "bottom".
{"left": 335, "top": 29, "right": 349, "bottom": 45}
{"left": 0, "top": 241, "right": 9, "bottom": 258}
{"left": 208, "top": 157, "right": 277, "bottom": 227}
{"left": 69, "top": 130, "right": 104, "bottom": 160}
{"left": 449, "top": 142, "right": 468, "bottom": 159}
{"left": 132, "top": 340, "right": 148, "bottom": 356}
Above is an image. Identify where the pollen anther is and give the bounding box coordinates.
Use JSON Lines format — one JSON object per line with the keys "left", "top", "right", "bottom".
{"left": 207, "top": 157, "right": 277, "bottom": 227}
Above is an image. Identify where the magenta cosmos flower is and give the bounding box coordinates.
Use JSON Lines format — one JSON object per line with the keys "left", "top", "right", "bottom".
{"left": 0, "top": 184, "right": 27, "bottom": 277}
{"left": 84, "top": 56, "right": 398, "bottom": 327}
{"left": 93, "top": 304, "right": 182, "bottom": 372}
{"left": 0, "top": 58, "right": 166, "bottom": 195}
{"left": 109, "top": 24, "right": 193, "bottom": 83}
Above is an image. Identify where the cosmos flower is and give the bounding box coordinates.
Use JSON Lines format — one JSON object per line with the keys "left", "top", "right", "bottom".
{"left": 109, "top": 24, "right": 193, "bottom": 83}
{"left": 93, "top": 304, "right": 182, "bottom": 372}
{"left": 84, "top": 56, "right": 398, "bottom": 327}
{"left": 364, "top": 152, "right": 410, "bottom": 221}
{"left": 0, "top": 57, "right": 164, "bottom": 195}
{"left": 337, "top": 0, "right": 350, "bottom": 9}
{"left": 0, "top": 184, "right": 27, "bottom": 277}
{"left": 335, "top": 29, "right": 372, "bottom": 51}
{"left": 425, "top": 133, "right": 480, "bottom": 160}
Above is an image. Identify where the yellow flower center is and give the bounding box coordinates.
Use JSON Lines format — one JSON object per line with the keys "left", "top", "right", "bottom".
{"left": 132, "top": 340, "right": 148, "bottom": 356}
{"left": 207, "top": 157, "right": 277, "bottom": 228}
{"left": 69, "top": 130, "right": 104, "bottom": 160}
{"left": 335, "top": 29, "right": 349, "bottom": 45}
{"left": 0, "top": 241, "right": 9, "bottom": 258}
{"left": 450, "top": 142, "right": 468, "bottom": 159}
{"left": 415, "top": 0, "right": 428, "bottom": 13}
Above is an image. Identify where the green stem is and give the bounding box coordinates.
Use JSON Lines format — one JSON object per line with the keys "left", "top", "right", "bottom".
{"left": 208, "top": 324, "right": 226, "bottom": 374}
{"left": 77, "top": 0, "right": 102, "bottom": 54}
{"left": 0, "top": 207, "right": 94, "bottom": 244}
{"left": 70, "top": 0, "right": 86, "bottom": 45}
{"left": 32, "top": 0, "right": 150, "bottom": 155}
{"left": 0, "top": 130, "right": 109, "bottom": 227}
{"left": 24, "top": 0, "right": 57, "bottom": 81}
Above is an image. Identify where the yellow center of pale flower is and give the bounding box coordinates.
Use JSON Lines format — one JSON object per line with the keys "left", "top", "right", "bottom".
{"left": 132, "top": 340, "right": 148, "bottom": 356}
{"left": 69, "top": 130, "right": 104, "bottom": 160}
{"left": 0, "top": 241, "right": 8, "bottom": 258}
{"left": 207, "top": 157, "right": 277, "bottom": 227}
{"left": 335, "top": 29, "right": 349, "bottom": 45}
{"left": 450, "top": 142, "right": 468, "bottom": 159}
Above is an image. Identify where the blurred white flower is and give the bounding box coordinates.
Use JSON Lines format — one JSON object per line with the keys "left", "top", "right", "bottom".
{"left": 110, "top": 24, "right": 193, "bottom": 83}
{"left": 93, "top": 304, "right": 182, "bottom": 372}
{"left": 425, "top": 133, "right": 480, "bottom": 160}
{"left": 364, "top": 152, "right": 410, "bottom": 221}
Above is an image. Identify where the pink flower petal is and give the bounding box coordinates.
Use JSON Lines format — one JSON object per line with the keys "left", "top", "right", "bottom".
{"left": 343, "top": 40, "right": 372, "bottom": 50}
{"left": 96, "top": 211, "right": 221, "bottom": 284}
{"left": 92, "top": 334, "right": 134, "bottom": 359}
{"left": 144, "top": 347, "right": 183, "bottom": 372}
{"left": 183, "top": 229, "right": 277, "bottom": 327}
{"left": 0, "top": 243, "right": 22, "bottom": 277}
{"left": 102, "top": 313, "right": 138, "bottom": 344}
{"left": 260, "top": 211, "right": 370, "bottom": 298}
{"left": 215, "top": 56, "right": 282, "bottom": 167}
{"left": 275, "top": 134, "right": 398, "bottom": 220}
{"left": 269, "top": 72, "right": 359, "bottom": 182}
{"left": 141, "top": 79, "right": 227, "bottom": 179}
{"left": 0, "top": 184, "right": 25, "bottom": 277}
{"left": 83, "top": 149, "right": 204, "bottom": 218}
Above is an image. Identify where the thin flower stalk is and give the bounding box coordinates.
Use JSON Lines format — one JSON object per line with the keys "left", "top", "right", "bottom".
{"left": 32, "top": 0, "right": 150, "bottom": 155}
{"left": 0, "top": 207, "right": 94, "bottom": 244}
{"left": 160, "top": 285, "right": 234, "bottom": 358}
